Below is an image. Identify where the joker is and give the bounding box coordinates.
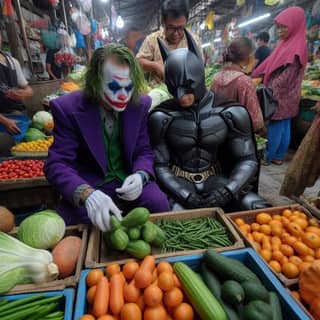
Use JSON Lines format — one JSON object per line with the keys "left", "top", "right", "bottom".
{"left": 45, "top": 44, "right": 169, "bottom": 231}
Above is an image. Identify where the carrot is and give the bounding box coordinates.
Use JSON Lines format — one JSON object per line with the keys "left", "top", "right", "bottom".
{"left": 109, "top": 273, "right": 125, "bottom": 315}
{"left": 52, "top": 236, "right": 82, "bottom": 278}
{"left": 124, "top": 279, "right": 141, "bottom": 303}
{"left": 134, "top": 256, "right": 155, "bottom": 289}
{"left": 93, "top": 276, "right": 109, "bottom": 317}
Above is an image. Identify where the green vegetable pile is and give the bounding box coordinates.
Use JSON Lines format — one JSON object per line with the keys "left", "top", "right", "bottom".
{"left": 104, "top": 207, "right": 166, "bottom": 259}
{"left": 155, "top": 217, "right": 232, "bottom": 253}
{"left": 205, "top": 64, "right": 222, "bottom": 88}
{"left": 0, "top": 294, "right": 64, "bottom": 320}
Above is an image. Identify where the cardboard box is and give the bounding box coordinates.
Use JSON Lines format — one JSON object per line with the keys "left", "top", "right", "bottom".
{"left": 4, "top": 224, "right": 88, "bottom": 295}
{"left": 1, "top": 288, "right": 75, "bottom": 320}
{"left": 85, "top": 208, "right": 244, "bottom": 268}
{"left": 228, "top": 204, "right": 317, "bottom": 286}
{"left": 75, "top": 249, "right": 309, "bottom": 320}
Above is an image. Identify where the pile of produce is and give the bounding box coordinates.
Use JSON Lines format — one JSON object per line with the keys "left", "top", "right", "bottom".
{"left": 0, "top": 294, "right": 65, "bottom": 320}
{"left": 301, "top": 80, "right": 320, "bottom": 97}
{"left": 147, "top": 84, "right": 171, "bottom": 108}
{"left": 60, "top": 81, "right": 80, "bottom": 92}
{"left": 155, "top": 217, "right": 232, "bottom": 253}
{"left": 0, "top": 160, "right": 45, "bottom": 180}
{"left": 12, "top": 136, "right": 54, "bottom": 154}
{"left": 0, "top": 210, "right": 82, "bottom": 294}
{"left": 105, "top": 208, "right": 165, "bottom": 259}
{"left": 291, "top": 260, "right": 320, "bottom": 319}
{"left": 80, "top": 255, "right": 195, "bottom": 320}
{"left": 66, "top": 67, "right": 87, "bottom": 87}
{"left": 205, "top": 64, "right": 222, "bottom": 88}
{"left": 234, "top": 208, "right": 320, "bottom": 279}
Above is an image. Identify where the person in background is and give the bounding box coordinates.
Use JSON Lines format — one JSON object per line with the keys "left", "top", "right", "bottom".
{"left": 0, "top": 27, "right": 33, "bottom": 156}
{"left": 44, "top": 44, "right": 169, "bottom": 230}
{"left": 124, "top": 28, "right": 145, "bottom": 55}
{"left": 137, "top": 0, "right": 203, "bottom": 86}
{"left": 211, "top": 37, "right": 265, "bottom": 133}
{"left": 252, "top": 7, "right": 307, "bottom": 166}
{"left": 255, "top": 32, "right": 272, "bottom": 67}
{"left": 46, "top": 48, "right": 62, "bottom": 80}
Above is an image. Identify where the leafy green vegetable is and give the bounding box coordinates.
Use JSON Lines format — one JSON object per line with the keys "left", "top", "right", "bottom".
{"left": 17, "top": 210, "right": 65, "bottom": 249}
{"left": 24, "top": 128, "right": 47, "bottom": 142}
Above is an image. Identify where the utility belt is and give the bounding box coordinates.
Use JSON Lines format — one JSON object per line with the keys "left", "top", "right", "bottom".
{"left": 171, "top": 165, "right": 216, "bottom": 184}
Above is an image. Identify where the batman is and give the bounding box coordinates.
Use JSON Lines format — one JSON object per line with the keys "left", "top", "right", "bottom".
{"left": 148, "top": 30, "right": 270, "bottom": 211}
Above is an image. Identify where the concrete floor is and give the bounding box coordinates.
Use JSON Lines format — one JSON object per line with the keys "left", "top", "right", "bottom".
{"left": 259, "top": 152, "right": 320, "bottom": 206}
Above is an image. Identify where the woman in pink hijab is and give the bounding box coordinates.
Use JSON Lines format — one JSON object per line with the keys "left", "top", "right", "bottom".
{"left": 252, "top": 6, "right": 307, "bottom": 165}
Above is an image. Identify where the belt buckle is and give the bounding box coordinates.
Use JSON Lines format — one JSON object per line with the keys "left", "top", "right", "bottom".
{"left": 189, "top": 173, "right": 205, "bottom": 184}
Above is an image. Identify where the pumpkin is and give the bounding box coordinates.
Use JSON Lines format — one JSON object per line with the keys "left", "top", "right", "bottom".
{"left": 299, "top": 260, "right": 320, "bottom": 304}
{"left": 310, "top": 298, "right": 320, "bottom": 320}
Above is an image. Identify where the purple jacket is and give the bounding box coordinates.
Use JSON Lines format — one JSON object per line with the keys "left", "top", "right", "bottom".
{"left": 45, "top": 91, "right": 154, "bottom": 211}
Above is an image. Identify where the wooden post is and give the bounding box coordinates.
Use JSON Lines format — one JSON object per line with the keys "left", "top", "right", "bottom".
{"left": 13, "top": 0, "right": 35, "bottom": 76}
{"left": 60, "top": 0, "right": 68, "bottom": 31}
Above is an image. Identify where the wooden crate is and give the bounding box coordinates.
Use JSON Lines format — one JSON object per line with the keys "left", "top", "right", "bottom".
{"left": 297, "top": 196, "right": 320, "bottom": 219}
{"left": 85, "top": 208, "right": 244, "bottom": 268}
{"left": 4, "top": 224, "right": 89, "bottom": 295}
{"left": 228, "top": 204, "right": 316, "bottom": 286}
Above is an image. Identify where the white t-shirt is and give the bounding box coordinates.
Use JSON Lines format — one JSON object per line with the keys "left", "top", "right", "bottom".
{"left": 0, "top": 54, "right": 28, "bottom": 87}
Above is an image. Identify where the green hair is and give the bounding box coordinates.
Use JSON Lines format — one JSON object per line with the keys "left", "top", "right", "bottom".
{"left": 84, "top": 43, "right": 147, "bottom": 104}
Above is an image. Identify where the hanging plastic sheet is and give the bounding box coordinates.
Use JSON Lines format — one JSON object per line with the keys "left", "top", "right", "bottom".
{"left": 71, "top": 8, "right": 91, "bottom": 35}
{"left": 75, "top": 30, "right": 86, "bottom": 49}
{"left": 79, "top": 0, "right": 92, "bottom": 13}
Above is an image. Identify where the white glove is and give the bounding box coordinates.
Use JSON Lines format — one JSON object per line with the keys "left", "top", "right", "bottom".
{"left": 116, "top": 173, "right": 143, "bottom": 201}
{"left": 85, "top": 190, "right": 122, "bottom": 232}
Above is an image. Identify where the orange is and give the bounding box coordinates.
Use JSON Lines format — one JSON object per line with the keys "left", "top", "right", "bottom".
{"left": 281, "top": 217, "right": 290, "bottom": 227}
{"left": 144, "top": 305, "right": 167, "bottom": 320}
{"left": 86, "top": 285, "right": 97, "bottom": 304}
{"left": 271, "top": 226, "right": 283, "bottom": 237}
{"left": 269, "top": 220, "right": 282, "bottom": 228}
{"left": 235, "top": 218, "right": 245, "bottom": 226}
{"left": 289, "top": 256, "right": 303, "bottom": 266}
{"left": 302, "top": 232, "right": 320, "bottom": 249}
{"left": 157, "top": 261, "right": 173, "bottom": 274}
{"left": 256, "top": 213, "right": 272, "bottom": 224}
{"left": 272, "top": 214, "right": 282, "bottom": 221}
{"left": 120, "top": 303, "right": 142, "bottom": 320}
{"left": 293, "top": 241, "right": 311, "bottom": 256}
{"left": 287, "top": 222, "right": 303, "bottom": 237}
{"left": 272, "top": 243, "right": 281, "bottom": 251}
{"left": 315, "top": 248, "right": 320, "bottom": 259}
{"left": 262, "top": 237, "right": 272, "bottom": 250}
{"left": 280, "top": 244, "right": 294, "bottom": 257}
{"left": 251, "top": 223, "right": 261, "bottom": 232}
{"left": 271, "top": 236, "right": 282, "bottom": 245}
{"left": 106, "top": 263, "right": 121, "bottom": 277}
{"left": 306, "top": 226, "right": 320, "bottom": 236}
{"left": 282, "top": 209, "right": 293, "bottom": 217}
{"left": 86, "top": 269, "right": 104, "bottom": 287}
{"left": 269, "top": 260, "right": 281, "bottom": 273}
{"left": 282, "top": 235, "right": 297, "bottom": 246}
{"left": 260, "top": 249, "right": 272, "bottom": 262}
{"left": 299, "top": 262, "right": 312, "bottom": 273}
{"left": 98, "top": 315, "right": 117, "bottom": 320}
{"left": 272, "top": 250, "right": 284, "bottom": 262}
{"left": 293, "top": 210, "right": 302, "bottom": 217}
{"left": 280, "top": 256, "right": 289, "bottom": 265}
{"left": 123, "top": 261, "right": 139, "bottom": 280}
{"left": 173, "top": 303, "right": 194, "bottom": 320}
{"left": 80, "top": 315, "right": 95, "bottom": 320}
{"left": 239, "top": 224, "right": 250, "bottom": 235}
{"left": 260, "top": 224, "right": 272, "bottom": 235}
{"left": 163, "top": 287, "right": 184, "bottom": 307}
{"left": 293, "top": 218, "right": 308, "bottom": 229}
{"left": 282, "top": 262, "right": 300, "bottom": 278}
{"left": 302, "top": 255, "right": 315, "bottom": 262}
{"left": 158, "top": 272, "right": 174, "bottom": 292}
{"left": 252, "top": 232, "right": 264, "bottom": 243}
{"left": 298, "top": 212, "right": 308, "bottom": 220}
{"left": 143, "top": 284, "right": 163, "bottom": 307}
{"left": 291, "top": 291, "right": 301, "bottom": 301}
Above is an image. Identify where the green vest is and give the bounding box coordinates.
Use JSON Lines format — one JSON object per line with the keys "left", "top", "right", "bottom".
{"left": 99, "top": 113, "right": 128, "bottom": 185}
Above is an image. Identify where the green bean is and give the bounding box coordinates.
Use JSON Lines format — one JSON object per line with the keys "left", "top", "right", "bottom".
{"left": 0, "top": 294, "right": 44, "bottom": 314}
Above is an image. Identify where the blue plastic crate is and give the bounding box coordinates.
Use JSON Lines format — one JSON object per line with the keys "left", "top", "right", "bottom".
{"left": 74, "top": 248, "right": 309, "bottom": 320}
{"left": 1, "top": 288, "right": 74, "bottom": 320}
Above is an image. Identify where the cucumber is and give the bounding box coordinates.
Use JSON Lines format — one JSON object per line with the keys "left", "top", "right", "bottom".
{"left": 221, "top": 280, "right": 245, "bottom": 306}
{"left": 110, "top": 229, "right": 129, "bottom": 251}
{"left": 121, "top": 207, "right": 150, "bottom": 228}
{"left": 110, "top": 216, "right": 121, "bottom": 231}
{"left": 201, "top": 263, "right": 240, "bottom": 320}
{"left": 128, "top": 227, "right": 141, "bottom": 240}
{"left": 241, "top": 281, "right": 270, "bottom": 303}
{"left": 269, "top": 292, "right": 283, "bottom": 320}
{"left": 126, "top": 240, "right": 151, "bottom": 259}
{"left": 203, "top": 250, "right": 261, "bottom": 284}
{"left": 151, "top": 223, "right": 166, "bottom": 247}
{"left": 142, "top": 222, "right": 157, "bottom": 243}
{"left": 242, "top": 300, "right": 272, "bottom": 320}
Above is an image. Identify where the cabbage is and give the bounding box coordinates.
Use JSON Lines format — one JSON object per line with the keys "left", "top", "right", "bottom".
{"left": 32, "top": 111, "right": 53, "bottom": 130}
{"left": 17, "top": 210, "right": 66, "bottom": 249}
{"left": 148, "top": 85, "right": 171, "bottom": 110}
{"left": 24, "top": 128, "right": 47, "bottom": 142}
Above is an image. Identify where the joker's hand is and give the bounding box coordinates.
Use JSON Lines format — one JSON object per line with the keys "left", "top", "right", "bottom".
{"left": 116, "top": 173, "right": 143, "bottom": 201}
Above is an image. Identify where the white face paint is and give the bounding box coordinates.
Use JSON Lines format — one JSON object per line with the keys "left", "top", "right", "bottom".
{"left": 101, "top": 62, "right": 134, "bottom": 112}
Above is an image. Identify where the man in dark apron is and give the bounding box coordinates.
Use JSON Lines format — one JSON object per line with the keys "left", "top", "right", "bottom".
{"left": 0, "top": 28, "right": 33, "bottom": 156}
